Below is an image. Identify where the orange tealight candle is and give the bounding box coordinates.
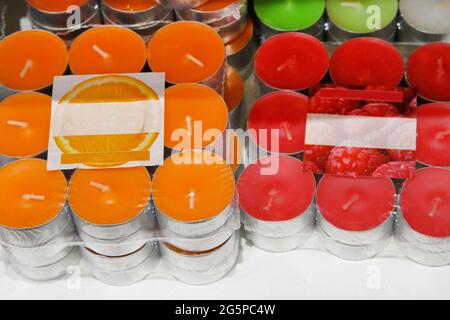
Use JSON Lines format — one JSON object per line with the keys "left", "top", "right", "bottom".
{"left": 152, "top": 150, "right": 236, "bottom": 251}
{"left": 103, "top": 0, "right": 157, "bottom": 11}
{"left": 165, "top": 83, "right": 228, "bottom": 151}
{"left": 147, "top": 21, "right": 225, "bottom": 90}
{"left": 69, "top": 26, "right": 147, "bottom": 75}
{"left": 27, "top": 0, "right": 89, "bottom": 12}
{"left": 0, "top": 93, "right": 52, "bottom": 163}
{"left": 224, "top": 66, "right": 244, "bottom": 129}
{"left": 0, "top": 159, "right": 67, "bottom": 232}
{"left": 0, "top": 30, "right": 68, "bottom": 91}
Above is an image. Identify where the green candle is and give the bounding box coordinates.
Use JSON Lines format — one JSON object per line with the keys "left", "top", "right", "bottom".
{"left": 326, "top": 0, "right": 398, "bottom": 34}
{"left": 254, "top": 0, "right": 325, "bottom": 31}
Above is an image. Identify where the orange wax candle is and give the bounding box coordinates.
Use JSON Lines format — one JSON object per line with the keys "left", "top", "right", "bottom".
{"left": 27, "top": 0, "right": 88, "bottom": 12}
{"left": 0, "top": 30, "right": 68, "bottom": 91}
{"left": 225, "top": 18, "right": 253, "bottom": 57}
{"left": 0, "top": 93, "right": 51, "bottom": 159}
{"left": 0, "top": 159, "right": 67, "bottom": 229}
{"left": 147, "top": 21, "right": 225, "bottom": 84}
{"left": 103, "top": 0, "right": 157, "bottom": 11}
{"left": 69, "top": 26, "right": 147, "bottom": 75}
{"left": 195, "top": 0, "right": 236, "bottom": 11}
{"left": 69, "top": 167, "right": 151, "bottom": 225}
{"left": 165, "top": 83, "right": 228, "bottom": 151}
{"left": 224, "top": 66, "right": 244, "bottom": 113}
{"left": 152, "top": 150, "right": 235, "bottom": 222}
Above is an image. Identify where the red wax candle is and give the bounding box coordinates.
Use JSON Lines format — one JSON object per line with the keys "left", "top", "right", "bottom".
{"left": 254, "top": 32, "right": 329, "bottom": 91}
{"left": 317, "top": 175, "right": 396, "bottom": 231}
{"left": 400, "top": 168, "right": 450, "bottom": 238}
{"left": 406, "top": 42, "right": 450, "bottom": 102}
{"left": 330, "top": 38, "right": 404, "bottom": 87}
{"left": 237, "top": 156, "right": 315, "bottom": 221}
{"left": 247, "top": 91, "right": 309, "bottom": 154}
{"left": 417, "top": 103, "right": 450, "bottom": 168}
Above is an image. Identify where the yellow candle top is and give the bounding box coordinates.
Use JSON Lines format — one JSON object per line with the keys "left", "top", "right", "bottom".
{"left": 152, "top": 150, "right": 235, "bottom": 222}
{"left": 69, "top": 167, "right": 151, "bottom": 225}
{"left": 0, "top": 159, "right": 68, "bottom": 229}
{"left": 0, "top": 93, "right": 52, "bottom": 158}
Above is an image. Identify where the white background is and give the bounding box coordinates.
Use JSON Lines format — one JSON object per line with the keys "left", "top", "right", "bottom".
{"left": 1, "top": 232, "right": 449, "bottom": 300}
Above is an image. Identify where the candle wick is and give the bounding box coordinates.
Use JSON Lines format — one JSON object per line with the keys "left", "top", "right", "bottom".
{"left": 186, "top": 54, "right": 204, "bottom": 68}
{"left": 276, "top": 54, "right": 297, "bottom": 72}
{"left": 340, "top": 1, "right": 362, "bottom": 9}
{"left": 185, "top": 115, "right": 192, "bottom": 137}
{"left": 428, "top": 197, "right": 443, "bottom": 218}
{"left": 342, "top": 194, "right": 360, "bottom": 211}
{"left": 281, "top": 121, "right": 293, "bottom": 141}
{"left": 188, "top": 190, "right": 196, "bottom": 210}
{"left": 92, "top": 45, "right": 111, "bottom": 60}
{"left": 263, "top": 189, "right": 279, "bottom": 211}
{"left": 89, "top": 181, "right": 110, "bottom": 193}
{"left": 6, "top": 120, "right": 28, "bottom": 128}
{"left": 22, "top": 194, "right": 45, "bottom": 201}
{"left": 19, "top": 59, "right": 34, "bottom": 79}
{"left": 436, "top": 129, "right": 450, "bottom": 140}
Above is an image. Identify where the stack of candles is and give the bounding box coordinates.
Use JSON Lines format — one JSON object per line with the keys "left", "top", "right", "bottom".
{"left": 152, "top": 150, "right": 239, "bottom": 284}
{"left": 68, "top": 167, "right": 159, "bottom": 286}
{"left": 0, "top": 159, "right": 80, "bottom": 281}
{"left": 26, "top": 0, "right": 101, "bottom": 39}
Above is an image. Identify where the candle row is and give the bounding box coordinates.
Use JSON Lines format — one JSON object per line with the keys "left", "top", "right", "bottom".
{"left": 254, "top": 34, "right": 450, "bottom": 103}
{"left": 254, "top": 0, "right": 450, "bottom": 42}
{"left": 0, "top": 150, "right": 239, "bottom": 285}
{"left": 238, "top": 155, "right": 450, "bottom": 266}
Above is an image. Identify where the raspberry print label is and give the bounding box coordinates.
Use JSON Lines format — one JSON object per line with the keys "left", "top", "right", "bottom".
{"left": 47, "top": 73, "right": 165, "bottom": 170}
{"left": 304, "top": 85, "right": 418, "bottom": 179}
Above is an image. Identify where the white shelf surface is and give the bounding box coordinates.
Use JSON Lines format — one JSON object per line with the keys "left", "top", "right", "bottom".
{"left": 1, "top": 232, "right": 449, "bottom": 300}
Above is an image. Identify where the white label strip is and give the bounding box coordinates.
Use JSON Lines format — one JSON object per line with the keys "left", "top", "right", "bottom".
{"left": 52, "top": 100, "right": 163, "bottom": 136}
{"left": 305, "top": 114, "right": 417, "bottom": 150}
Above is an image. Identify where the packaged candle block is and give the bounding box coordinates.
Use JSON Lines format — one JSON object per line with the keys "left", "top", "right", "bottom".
{"left": 398, "top": 0, "right": 450, "bottom": 42}
{"left": 395, "top": 168, "right": 450, "bottom": 267}
{"left": 316, "top": 175, "right": 396, "bottom": 260}
{"left": 0, "top": 159, "right": 80, "bottom": 281}
{"left": 238, "top": 156, "right": 316, "bottom": 252}
{"left": 101, "top": 0, "right": 174, "bottom": 39}
{"left": 0, "top": 93, "right": 51, "bottom": 166}
{"left": 254, "top": 0, "right": 325, "bottom": 40}
{"left": 304, "top": 85, "right": 418, "bottom": 178}
{"left": 176, "top": 0, "right": 248, "bottom": 44}
{"left": 326, "top": 0, "right": 399, "bottom": 42}
{"left": 27, "top": 0, "right": 101, "bottom": 38}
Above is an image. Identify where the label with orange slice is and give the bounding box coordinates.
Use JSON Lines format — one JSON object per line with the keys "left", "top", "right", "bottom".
{"left": 47, "top": 73, "right": 165, "bottom": 170}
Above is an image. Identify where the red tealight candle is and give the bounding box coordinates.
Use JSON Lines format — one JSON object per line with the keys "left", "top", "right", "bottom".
{"left": 406, "top": 42, "right": 450, "bottom": 102}
{"left": 417, "top": 103, "right": 450, "bottom": 168}
{"left": 237, "top": 155, "right": 316, "bottom": 252}
{"left": 397, "top": 168, "right": 450, "bottom": 266}
{"left": 316, "top": 175, "right": 396, "bottom": 260}
{"left": 330, "top": 38, "right": 404, "bottom": 87}
{"left": 247, "top": 91, "right": 309, "bottom": 155}
{"left": 254, "top": 32, "right": 329, "bottom": 91}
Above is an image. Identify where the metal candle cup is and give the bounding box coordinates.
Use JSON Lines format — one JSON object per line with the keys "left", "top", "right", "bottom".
{"left": 316, "top": 175, "right": 396, "bottom": 260}
{"left": 225, "top": 19, "right": 256, "bottom": 79}
{"left": 326, "top": 0, "right": 398, "bottom": 42}
{"left": 160, "top": 231, "right": 239, "bottom": 285}
{"left": 69, "top": 167, "right": 155, "bottom": 257}
{"left": 0, "top": 159, "right": 79, "bottom": 280}
{"left": 398, "top": 0, "right": 450, "bottom": 43}
{"left": 0, "top": 30, "right": 69, "bottom": 98}
{"left": 0, "top": 93, "right": 52, "bottom": 167}
{"left": 152, "top": 150, "right": 238, "bottom": 252}
{"left": 254, "top": 33, "right": 329, "bottom": 94}
{"left": 147, "top": 21, "right": 226, "bottom": 94}
{"left": 27, "top": 0, "right": 100, "bottom": 37}
{"left": 395, "top": 168, "right": 450, "bottom": 266}
{"left": 81, "top": 243, "right": 160, "bottom": 286}
{"left": 101, "top": 0, "right": 174, "bottom": 39}
{"left": 254, "top": 0, "right": 325, "bottom": 41}
{"left": 238, "top": 156, "right": 316, "bottom": 252}
{"left": 176, "top": 0, "right": 248, "bottom": 44}
{"left": 156, "top": 0, "right": 208, "bottom": 10}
